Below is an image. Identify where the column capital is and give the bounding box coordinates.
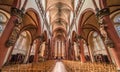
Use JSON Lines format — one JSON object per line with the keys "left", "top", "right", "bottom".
{"left": 11, "top": 7, "right": 24, "bottom": 26}
{"left": 11, "top": 7, "right": 24, "bottom": 18}
{"left": 96, "top": 8, "right": 110, "bottom": 19}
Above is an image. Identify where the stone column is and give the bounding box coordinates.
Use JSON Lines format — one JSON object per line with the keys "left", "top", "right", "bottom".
{"left": 24, "top": 43, "right": 33, "bottom": 63}
{"left": 86, "top": 43, "right": 91, "bottom": 62}
{"left": 103, "top": 16, "right": 120, "bottom": 69}
{"left": 34, "top": 39, "right": 41, "bottom": 62}
{"left": 51, "top": 39, "right": 55, "bottom": 60}
{"left": 60, "top": 41, "right": 62, "bottom": 58}
{"left": 43, "top": 42, "right": 47, "bottom": 60}
{"left": 97, "top": 0, "right": 120, "bottom": 69}
{"left": 87, "top": 44, "right": 94, "bottom": 62}
{"left": 65, "top": 40, "right": 68, "bottom": 60}
{"left": 72, "top": 42, "right": 75, "bottom": 60}
{"left": 79, "top": 40, "right": 86, "bottom": 63}
{"left": 103, "top": 41, "right": 113, "bottom": 63}
{"left": 50, "top": 38, "right": 53, "bottom": 60}
{"left": 47, "top": 39, "right": 51, "bottom": 60}
{"left": 57, "top": 41, "right": 59, "bottom": 58}
{"left": 0, "top": 7, "right": 24, "bottom": 68}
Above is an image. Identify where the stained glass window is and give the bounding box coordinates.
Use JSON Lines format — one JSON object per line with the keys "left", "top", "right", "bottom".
{"left": 114, "top": 14, "right": 120, "bottom": 23}
{"left": 0, "top": 13, "right": 7, "bottom": 37}
{"left": 113, "top": 14, "right": 120, "bottom": 37}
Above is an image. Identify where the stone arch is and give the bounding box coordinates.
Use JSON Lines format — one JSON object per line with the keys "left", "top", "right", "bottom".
{"left": 7, "top": 30, "right": 32, "bottom": 64}
{"left": 78, "top": 9, "right": 100, "bottom": 42}
{"left": 24, "top": 8, "right": 42, "bottom": 35}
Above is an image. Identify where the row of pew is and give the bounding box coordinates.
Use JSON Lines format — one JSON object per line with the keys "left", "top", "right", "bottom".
{"left": 1, "top": 60, "right": 56, "bottom": 72}
{"left": 63, "top": 60, "right": 117, "bottom": 72}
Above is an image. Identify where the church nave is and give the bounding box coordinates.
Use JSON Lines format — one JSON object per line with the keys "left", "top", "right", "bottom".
{"left": 0, "top": 0, "right": 120, "bottom": 72}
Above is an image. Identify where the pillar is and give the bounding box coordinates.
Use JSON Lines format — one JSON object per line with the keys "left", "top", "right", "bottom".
{"left": 87, "top": 44, "right": 95, "bottom": 62}
{"left": 60, "top": 41, "right": 62, "bottom": 58}
{"left": 79, "top": 40, "right": 86, "bottom": 63}
{"left": 98, "top": 0, "right": 120, "bottom": 69}
{"left": 62, "top": 41, "right": 66, "bottom": 59}
{"left": 85, "top": 43, "right": 91, "bottom": 61}
{"left": 104, "top": 16, "right": 120, "bottom": 69}
{"left": 103, "top": 42, "right": 113, "bottom": 63}
{"left": 50, "top": 38, "right": 53, "bottom": 59}
{"left": 34, "top": 39, "right": 41, "bottom": 62}
{"left": 57, "top": 41, "right": 59, "bottom": 58}
{"left": 62, "top": 42, "right": 64, "bottom": 59}
{"left": 0, "top": 7, "right": 24, "bottom": 68}
{"left": 47, "top": 39, "right": 51, "bottom": 60}
{"left": 24, "top": 43, "right": 33, "bottom": 63}
{"left": 51, "top": 40, "right": 53, "bottom": 60}
{"left": 72, "top": 42, "right": 75, "bottom": 60}
{"left": 53, "top": 42, "right": 55, "bottom": 59}
{"left": 51, "top": 39, "right": 55, "bottom": 60}
{"left": 43, "top": 42, "right": 46, "bottom": 59}
{"left": 44, "top": 42, "right": 48, "bottom": 60}
{"left": 65, "top": 40, "right": 68, "bottom": 60}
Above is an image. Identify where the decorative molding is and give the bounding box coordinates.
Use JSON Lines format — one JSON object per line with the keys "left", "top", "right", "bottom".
{"left": 104, "top": 38, "right": 114, "bottom": 48}
{"left": 39, "top": 34, "right": 45, "bottom": 42}
{"left": 75, "top": 34, "right": 83, "bottom": 42}
{"left": 96, "top": 8, "right": 110, "bottom": 19}
{"left": 99, "top": 24, "right": 114, "bottom": 48}
{"left": 35, "top": 34, "right": 45, "bottom": 42}
{"left": 11, "top": 7, "right": 24, "bottom": 26}
{"left": 98, "top": 19, "right": 114, "bottom": 48}
{"left": 5, "top": 26, "right": 20, "bottom": 47}
{"left": 5, "top": 8, "right": 24, "bottom": 47}
{"left": 14, "top": 18, "right": 22, "bottom": 26}
{"left": 100, "top": 24, "right": 108, "bottom": 38}
{"left": 11, "top": 7, "right": 24, "bottom": 18}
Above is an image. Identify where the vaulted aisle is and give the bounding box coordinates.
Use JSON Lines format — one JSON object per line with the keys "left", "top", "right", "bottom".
{"left": 0, "top": 0, "right": 120, "bottom": 72}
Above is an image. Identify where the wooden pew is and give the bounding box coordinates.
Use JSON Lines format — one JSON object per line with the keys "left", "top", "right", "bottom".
{"left": 1, "top": 60, "right": 56, "bottom": 72}
{"left": 63, "top": 60, "right": 117, "bottom": 72}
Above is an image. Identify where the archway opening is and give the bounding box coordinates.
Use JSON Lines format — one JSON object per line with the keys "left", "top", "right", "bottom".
{"left": 88, "top": 31, "right": 111, "bottom": 63}
{"left": 8, "top": 31, "right": 32, "bottom": 64}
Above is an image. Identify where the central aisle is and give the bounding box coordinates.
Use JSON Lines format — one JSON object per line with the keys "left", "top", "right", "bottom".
{"left": 52, "top": 61, "right": 67, "bottom": 72}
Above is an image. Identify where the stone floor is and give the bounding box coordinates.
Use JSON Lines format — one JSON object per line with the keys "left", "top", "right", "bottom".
{"left": 52, "top": 61, "right": 67, "bottom": 72}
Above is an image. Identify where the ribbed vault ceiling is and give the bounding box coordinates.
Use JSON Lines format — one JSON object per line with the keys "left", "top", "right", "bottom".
{"left": 0, "top": 0, "right": 119, "bottom": 42}
{"left": 46, "top": 0, "right": 74, "bottom": 40}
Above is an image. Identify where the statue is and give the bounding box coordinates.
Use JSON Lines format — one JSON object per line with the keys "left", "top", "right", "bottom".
{"left": 100, "top": 24, "right": 108, "bottom": 39}
{"left": 99, "top": 24, "right": 114, "bottom": 48}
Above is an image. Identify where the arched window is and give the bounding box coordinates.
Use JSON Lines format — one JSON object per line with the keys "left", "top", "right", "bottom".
{"left": 92, "top": 32, "right": 106, "bottom": 55}
{"left": 113, "top": 14, "right": 120, "bottom": 37}
{"left": 13, "top": 31, "right": 31, "bottom": 55}
{"left": 113, "top": 14, "right": 120, "bottom": 23}
{"left": 0, "top": 12, "right": 8, "bottom": 37}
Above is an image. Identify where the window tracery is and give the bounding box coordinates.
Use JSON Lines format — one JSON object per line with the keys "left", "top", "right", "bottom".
{"left": 113, "top": 14, "right": 120, "bottom": 37}
{"left": 0, "top": 13, "right": 7, "bottom": 37}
